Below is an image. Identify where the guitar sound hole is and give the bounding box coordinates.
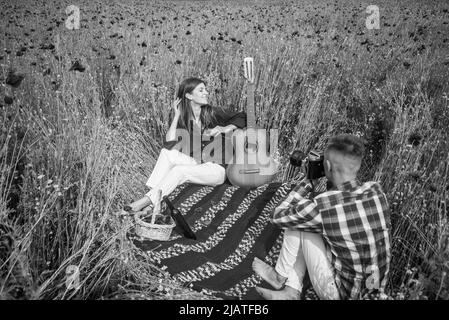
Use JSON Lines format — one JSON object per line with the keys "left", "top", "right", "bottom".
{"left": 244, "top": 139, "right": 258, "bottom": 153}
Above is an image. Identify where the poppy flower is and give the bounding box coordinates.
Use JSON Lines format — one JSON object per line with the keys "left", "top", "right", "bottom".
{"left": 40, "top": 43, "right": 54, "bottom": 50}
{"left": 408, "top": 132, "right": 422, "bottom": 147}
{"left": 69, "top": 61, "right": 86, "bottom": 72}
{"left": 6, "top": 70, "right": 24, "bottom": 88}
{"left": 4, "top": 96, "right": 14, "bottom": 105}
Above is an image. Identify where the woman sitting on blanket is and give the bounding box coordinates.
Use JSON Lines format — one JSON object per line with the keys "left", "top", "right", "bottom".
{"left": 125, "top": 77, "right": 247, "bottom": 212}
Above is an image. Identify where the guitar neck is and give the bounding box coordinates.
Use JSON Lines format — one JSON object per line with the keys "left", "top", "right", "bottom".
{"left": 246, "top": 83, "right": 256, "bottom": 129}
{"left": 246, "top": 83, "right": 258, "bottom": 146}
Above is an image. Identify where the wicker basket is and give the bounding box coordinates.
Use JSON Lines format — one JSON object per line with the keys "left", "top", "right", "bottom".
{"left": 135, "top": 211, "right": 175, "bottom": 241}
{"left": 134, "top": 189, "right": 175, "bottom": 241}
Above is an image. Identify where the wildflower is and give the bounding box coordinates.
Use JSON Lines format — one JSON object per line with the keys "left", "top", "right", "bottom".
{"left": 6, "top": 69, "right": 25, "bottom": 88}
{"left": 408, "top": 132, "right": 422, "bottom": 147}
{"left": 379, "top": 293, "right": 388, "bottom": 300}
{"left": 37, "top": 174, "right": 44, "bottom": 180}
{"left": 3, "top": 96, "right": 14, "bottom": 104}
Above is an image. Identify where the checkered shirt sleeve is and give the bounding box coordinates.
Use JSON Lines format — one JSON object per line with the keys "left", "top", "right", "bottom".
{"left": 271, "top": 177, "right": 324, "bottom": 232}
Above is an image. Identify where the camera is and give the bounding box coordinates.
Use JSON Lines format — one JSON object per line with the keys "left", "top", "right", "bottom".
{"left": 288, "top": 149, "right": 325, "bottom": 181}
{"left": 305, "top": 150, "right": 325, "bottom": 180}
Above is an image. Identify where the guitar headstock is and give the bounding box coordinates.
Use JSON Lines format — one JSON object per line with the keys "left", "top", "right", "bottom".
{"left": 243, "top": 57, "right": 255, "bottom": 84}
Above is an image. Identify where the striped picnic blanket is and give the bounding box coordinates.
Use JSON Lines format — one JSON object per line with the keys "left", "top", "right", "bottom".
{"left": 132, "top": 181, "right": 315, "bottom": 300}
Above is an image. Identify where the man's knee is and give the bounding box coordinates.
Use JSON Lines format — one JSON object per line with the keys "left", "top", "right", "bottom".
{"left": 312, "top": 276, "right": 340, "bottom": 300}
{"left": 281, "top": 229, "right": 303, "bottom": 256}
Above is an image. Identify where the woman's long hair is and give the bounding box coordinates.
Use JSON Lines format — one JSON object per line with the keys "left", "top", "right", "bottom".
{"left": 176, "top": 77, "right": 216, "bottom": 131}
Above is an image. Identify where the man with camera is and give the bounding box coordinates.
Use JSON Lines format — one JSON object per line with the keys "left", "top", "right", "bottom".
{"left": 253, "top": 134, "right": 391, "bottom": 300}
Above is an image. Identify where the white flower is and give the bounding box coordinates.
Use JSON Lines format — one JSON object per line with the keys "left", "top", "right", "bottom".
{"left": 37, "top": 174, "right": 45, "bottom": 180}
{"left": 379, "top": 293, "right": 388, "bottom": 300}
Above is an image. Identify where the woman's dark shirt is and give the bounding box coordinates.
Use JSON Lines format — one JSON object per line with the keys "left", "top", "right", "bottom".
{"left": 163, "top": 106, "right": 247, "bottom": 168}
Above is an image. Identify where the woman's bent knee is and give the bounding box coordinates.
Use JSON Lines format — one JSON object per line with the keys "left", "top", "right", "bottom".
{"left": 170, "top": 165, "right": 186, "bottom": 177}
{"left": 182, "top": 163, "right": 226, "bottom": 186}
{"left": 209, "top": 164, "right": 226, "bottom": 185}
{"left": 161, "top": 148, "right": 174, "bottom": 156}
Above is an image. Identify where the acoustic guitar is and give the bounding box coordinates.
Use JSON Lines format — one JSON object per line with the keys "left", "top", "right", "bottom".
{"left": 226, "top": 57, "right": 278, "bottom": 189}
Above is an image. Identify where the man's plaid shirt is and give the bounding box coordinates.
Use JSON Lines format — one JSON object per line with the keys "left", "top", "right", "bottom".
{"left": 271, "top": 177, "right": 391, "bottom": 299}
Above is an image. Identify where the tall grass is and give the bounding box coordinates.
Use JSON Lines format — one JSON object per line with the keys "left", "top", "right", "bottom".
{"left": 1, "top": 0, "right": 448, "bottom": 299}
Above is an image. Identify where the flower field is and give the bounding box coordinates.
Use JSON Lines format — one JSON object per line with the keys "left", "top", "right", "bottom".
{"left": 0, "top": 0, "right": 448, "bottom": 299}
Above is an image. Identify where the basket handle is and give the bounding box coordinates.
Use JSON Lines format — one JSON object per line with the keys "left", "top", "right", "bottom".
{"left": 151, "top": 189, "right": 162, "bottom": 224}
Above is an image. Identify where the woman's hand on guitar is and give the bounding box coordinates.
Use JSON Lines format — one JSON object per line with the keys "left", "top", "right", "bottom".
{"left": 205, "top": 126, "right": 225, "bottom": 137}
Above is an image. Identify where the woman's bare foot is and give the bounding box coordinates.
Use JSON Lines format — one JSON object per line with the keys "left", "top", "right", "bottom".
{"left": 255, "top": 285, "right": 301, "bottom": 300}
{"left": 125, "top": 195, "right": 152, "bottom": 212}
{"left": 252, "top": 257, "right": 286, "bottom": 290}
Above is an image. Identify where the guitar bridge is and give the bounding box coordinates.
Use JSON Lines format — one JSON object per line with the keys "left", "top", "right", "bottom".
{"left": 239, "top": 169, "right": 261, "bottom": 174}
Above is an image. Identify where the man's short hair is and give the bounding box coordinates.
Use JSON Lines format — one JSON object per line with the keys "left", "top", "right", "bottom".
{"left": 325, "top": 134, "right": 365, "bottom": 159}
